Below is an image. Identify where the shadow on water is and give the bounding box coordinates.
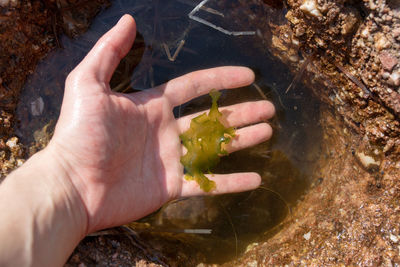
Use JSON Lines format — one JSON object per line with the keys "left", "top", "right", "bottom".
{"left": 16, "top": 0, "right": 322, "bottom": 264}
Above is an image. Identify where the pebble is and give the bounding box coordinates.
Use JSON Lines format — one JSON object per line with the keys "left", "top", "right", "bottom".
{"left": 300, "top": 0, "right": 322, "bottom": 18}
{"left": 385, "top": 15, "right": 392, "bottom": 22}
{"left": 369, "top": 1, "right": 377, "bottom": 10}
{"left": 341, "top": 14, "right": 358, "bottom": 35}
{"left": 388, "top": 71, "right": 400, "bottom": 86}
{"left": 356, "top": 38, "right": 365, "bottom": 48}
{"left": 379, "top": 52, "right": 398, "bottom": 71}
{"left": 390, "top": 233, "right": 399, "bottom": 243}
{"left": 355, "top": 151, "right": 380, "bottom": 171}
{"left": 360, "top": 27, "right": 370, "bottom": 38}
{"left": 30, "top": 97, "right": 44, "bottom": 116}
{"left": 375, "top": 35, "right": 391, "bottom": 50}
{"left": 303, "top": 231, "right": 311, "bottom": 240}
{"left": 381, "top": 72, "right": 390, "bottom": 79}
{"left": 6, "top": 137, "right": 18, "bottom": 149}
{"left": 315, "top": 37, "right": 326, "bottom": 47}
{"left": 16, "top": 159, "right": 24, "bottom": 167}
{"left": 289, "top": 54, "right": 300, "bottom": 62}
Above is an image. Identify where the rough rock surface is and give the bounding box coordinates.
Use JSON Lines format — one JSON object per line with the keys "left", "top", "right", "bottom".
{"left": 0, "top": 1, "right": 58, "bottom": 178}
{"left": 224, "top": 109, "right": 400, "bottom": 266}
{"left": 219, "top": 0, "right": 400, "bottom": 265}
{"left": 265, "top": 0, "right": 400, "bottom": 159}
{"left": 0, "top": 0, "right": 109, "bottom": 178}
{"left": 66, "top": 227, "right": 203, "bottom": 267}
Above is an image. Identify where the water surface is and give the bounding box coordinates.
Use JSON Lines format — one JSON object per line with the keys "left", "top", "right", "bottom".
{"left": 16, "top": 0, "right": 322, "bottom": 263}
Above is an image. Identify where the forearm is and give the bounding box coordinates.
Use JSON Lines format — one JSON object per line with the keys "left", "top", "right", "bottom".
{"left": 0, "top": 146, "right": 88, "bottom": 266}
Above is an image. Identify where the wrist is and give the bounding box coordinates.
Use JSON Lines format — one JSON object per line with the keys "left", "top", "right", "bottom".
{"left": 0, "top": 144, "right": 88, "bottom": 266}
{"left": 37, "top": 143, "right": 89, "bottom": 237}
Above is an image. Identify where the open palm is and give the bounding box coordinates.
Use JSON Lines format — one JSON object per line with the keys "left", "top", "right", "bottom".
{"left": 48, "top": 15, "right": 275, "bottom": 233}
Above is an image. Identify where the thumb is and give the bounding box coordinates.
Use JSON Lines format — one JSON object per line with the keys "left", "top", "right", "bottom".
{"left": 69, "top": 14, "right": 137, "bottom": 88}
{"left": 54, "top": 15, "right": 136, "bottom": 139}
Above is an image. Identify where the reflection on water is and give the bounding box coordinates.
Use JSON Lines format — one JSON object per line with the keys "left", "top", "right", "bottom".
{"left": 16, "top": 0, "right": 321, "bottom": 264}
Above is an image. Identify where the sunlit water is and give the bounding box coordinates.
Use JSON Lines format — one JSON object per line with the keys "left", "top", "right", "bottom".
{"left": 16, "top": 0, "right": 322, "bottom": 263}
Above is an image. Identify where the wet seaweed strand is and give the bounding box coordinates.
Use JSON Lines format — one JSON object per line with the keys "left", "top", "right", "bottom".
{"left": 180, "top": 90, "right": 235, "bottom": 192}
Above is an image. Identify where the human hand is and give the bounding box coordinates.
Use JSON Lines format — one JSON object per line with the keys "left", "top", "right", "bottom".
{"left": 47, "top": 15, "right": 275, "bottom": 233}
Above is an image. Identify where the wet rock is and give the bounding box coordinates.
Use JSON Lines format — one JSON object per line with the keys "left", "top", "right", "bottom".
{"left": 57, "top": 0, "right": 110, "bottom": 38}
{"left": 30, "top": 97, "right": 44, "bottom": 116}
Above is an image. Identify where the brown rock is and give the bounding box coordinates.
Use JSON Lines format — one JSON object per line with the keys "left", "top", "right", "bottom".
{"left": 379, "top": 51, "right": 398, "bottom": 71}
{"left": 375, "top": 34, "right": 391, "bottom": 51}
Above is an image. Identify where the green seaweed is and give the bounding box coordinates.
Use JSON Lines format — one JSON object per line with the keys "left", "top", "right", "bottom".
{"left": 180, "top": 90, "right": 236, "bottom": 192}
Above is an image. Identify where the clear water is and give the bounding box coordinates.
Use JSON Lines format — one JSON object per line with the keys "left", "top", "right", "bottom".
{"left": 16, "top": 0, "right": 322, "bottom": 263}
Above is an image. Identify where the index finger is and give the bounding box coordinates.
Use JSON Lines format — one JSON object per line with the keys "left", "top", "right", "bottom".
{"left": 149, "top": 66, "right": 255, "bottom": 107}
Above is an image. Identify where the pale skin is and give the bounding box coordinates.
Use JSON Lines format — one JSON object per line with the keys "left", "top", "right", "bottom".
{"left": 0, "top": 15, "right": 275, "bottom": 266}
